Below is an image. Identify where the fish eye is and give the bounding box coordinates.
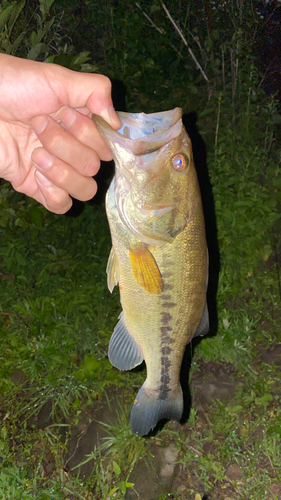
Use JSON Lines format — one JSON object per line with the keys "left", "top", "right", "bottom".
{"left": 172, "top": 153, "right": 189, "bottom": 171}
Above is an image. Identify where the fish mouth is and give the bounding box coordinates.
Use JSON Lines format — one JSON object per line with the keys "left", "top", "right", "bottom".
{"left": 117, "top": 108, "right": 182, "bottom": 139}
{"left": 117, "top": 108, "right": 182, "bottom": 155}
{"left": 93, "top": 108, "right": 183, "bottom": 156}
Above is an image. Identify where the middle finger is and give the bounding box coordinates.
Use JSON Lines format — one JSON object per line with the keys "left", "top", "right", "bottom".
{"left": 31, "top": 114, "right": 101, "bottom": 176}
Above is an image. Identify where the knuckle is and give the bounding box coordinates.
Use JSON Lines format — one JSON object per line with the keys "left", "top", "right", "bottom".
{"left": 95, "top": 74, "right": 111, "bottom": 90}
{"left": 53, "top": 165, "right": 71, "bottom": 186}
{"left": 47, "top": 131, "right": 66, "bottom": 155}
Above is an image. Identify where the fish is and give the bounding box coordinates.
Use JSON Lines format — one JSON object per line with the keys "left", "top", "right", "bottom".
{"left": 93, "top": 108, "right": 209, "bottom": 436}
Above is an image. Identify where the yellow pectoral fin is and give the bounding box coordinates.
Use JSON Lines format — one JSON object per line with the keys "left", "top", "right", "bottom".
{"left": 129, "top": 246, "right": 164, "bottom": 294}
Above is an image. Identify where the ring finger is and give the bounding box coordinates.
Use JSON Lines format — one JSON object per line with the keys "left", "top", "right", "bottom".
{"left": 32, "top": 146, "right": 98, "bottom": 201}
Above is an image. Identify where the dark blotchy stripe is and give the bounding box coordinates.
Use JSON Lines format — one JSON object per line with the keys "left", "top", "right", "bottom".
{"left": 161, "top": 294, "right": 172, "bottom": 301}
{"left": 163, "top": 283, "right": 173, "bottom": 291}
{"left": 162, "top": 302, "right": 176, "bottom": 308}
{"left": 160, "top": 326, "right": 174, "bottom": 344}
{"left": 158, "top": 355, "right": 171, "bottom": 399}
{"left": 159, "top": 296, "right": 175, "bottom": 398}
{"left": 160, "top": 325, "right": 172, "bottom": 334}
{"left": 162, "top": 336, "right": 174, "bottom": 344}
{"left": 161, "top": 345, "right": 172, "bottom": 356}
{"left": 161, "top": 312, "right": 172, "bottom": 324}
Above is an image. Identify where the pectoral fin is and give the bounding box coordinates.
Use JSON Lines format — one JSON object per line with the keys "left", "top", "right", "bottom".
{"left": 106, "top": 247, "right": 120, "bottom": 293}
{"left": 129, "top": 246, "right": 164, "bottom": 294}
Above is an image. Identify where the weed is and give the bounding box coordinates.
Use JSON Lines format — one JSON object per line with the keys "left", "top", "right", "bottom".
{"left": 73, "top": 400, "right": 146, "bottom": 487}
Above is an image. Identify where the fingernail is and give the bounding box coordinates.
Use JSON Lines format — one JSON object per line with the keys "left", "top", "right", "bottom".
{"left": 100, "top": 107, "right": 122, "bottom": 129}
{"left": 32, "top": 148, "right": 54, "bottom": 169}
{"left": 109, "top": 106, "right": 122, "bottom": 128}
{"left": 32, "top": 116, "right": 48, "bottom": 135}
{"left": 58, "top": 108, "right": 77, "bottom": 129}
{"left": 35, "top": 170, "right": 53, "bottom": 187}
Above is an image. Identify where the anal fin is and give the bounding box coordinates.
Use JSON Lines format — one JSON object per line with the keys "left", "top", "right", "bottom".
{"left": 108, "top": 312, "right": 144, "bottom": 371}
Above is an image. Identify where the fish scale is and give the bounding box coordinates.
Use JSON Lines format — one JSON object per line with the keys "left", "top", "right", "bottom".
{"left": 93, "top": 108, "right": 209, "bottom": 436}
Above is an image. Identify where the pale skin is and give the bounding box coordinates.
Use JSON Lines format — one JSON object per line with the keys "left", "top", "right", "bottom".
{"left": 0, "top": 54, "right": 122, "bottom": 214}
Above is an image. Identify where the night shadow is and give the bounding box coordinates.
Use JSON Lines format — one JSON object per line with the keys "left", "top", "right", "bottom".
{"left": 65, "top": 198, "right": 85, "bottom": 217}
{"left": 179, "top": 112, "right": 221, "bottom": 424}
{"left": 183, "top": 111, "right": 220, "bottom": 338}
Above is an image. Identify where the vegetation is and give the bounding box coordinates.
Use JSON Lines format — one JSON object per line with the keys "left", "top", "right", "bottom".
{"left": 0, "top": 0, "right": 280, "bottom": 498}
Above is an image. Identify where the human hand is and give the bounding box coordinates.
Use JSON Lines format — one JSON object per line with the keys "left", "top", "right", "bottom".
{"left": 0, "top": 54, "right": 121, "bottom": 213}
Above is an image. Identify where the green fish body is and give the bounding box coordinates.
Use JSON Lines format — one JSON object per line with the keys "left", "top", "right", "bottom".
{"left": 93, "top": 108, "right": 208, "bottom": 436}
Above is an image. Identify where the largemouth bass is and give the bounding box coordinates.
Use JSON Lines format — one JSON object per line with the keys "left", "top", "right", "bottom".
{"left": 93, "top": 108, "right": 209, "bottom": 436}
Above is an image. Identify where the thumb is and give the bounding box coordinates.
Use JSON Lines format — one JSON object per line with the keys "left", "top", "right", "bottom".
{"left": 47, "top": 65, "right": 122, "bottom": 129}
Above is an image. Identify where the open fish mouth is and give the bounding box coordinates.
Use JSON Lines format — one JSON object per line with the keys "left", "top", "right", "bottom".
{"left": 93, "top": 107, "right": 183, "bottom": 158}
{"left": 117, "top": 108, "right": 181, "bottom": 139}
{"left": 117, "top": 107, "right": 181, "bottom": 146}
{"left": 116, "top": 107, "right": 182, "bottom": 156}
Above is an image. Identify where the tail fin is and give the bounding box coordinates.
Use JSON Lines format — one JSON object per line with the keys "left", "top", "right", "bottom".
{"left": 130, "top": 383, "right": 183, "bottom": 436}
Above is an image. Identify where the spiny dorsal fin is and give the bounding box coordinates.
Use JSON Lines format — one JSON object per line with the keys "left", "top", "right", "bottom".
{"left": 129, "top": 246, "right": 163, "bottom": 294}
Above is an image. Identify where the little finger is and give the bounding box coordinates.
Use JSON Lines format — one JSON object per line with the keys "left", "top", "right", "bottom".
{"left": 35, "top": 170, "right": 73, "bottom": 214}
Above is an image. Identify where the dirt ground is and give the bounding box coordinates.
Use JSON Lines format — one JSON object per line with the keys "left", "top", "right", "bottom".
{"left": 46, "top": 342, "right": 281, "bottom": 500}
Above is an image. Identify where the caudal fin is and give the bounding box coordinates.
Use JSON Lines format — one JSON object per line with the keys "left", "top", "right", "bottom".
{"left": 130, "top": 383, "right": 183, "bottom": 436}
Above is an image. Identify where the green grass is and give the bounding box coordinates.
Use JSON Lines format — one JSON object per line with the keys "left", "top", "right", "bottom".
{"left": 0, "top": 198, "right": 132, "bottom": 403}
